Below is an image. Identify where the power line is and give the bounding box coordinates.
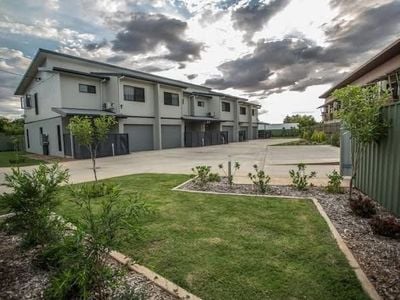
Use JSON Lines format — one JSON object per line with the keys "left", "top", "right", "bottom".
{"left": 0, "top": 68, "right": 24, "bottom": 76}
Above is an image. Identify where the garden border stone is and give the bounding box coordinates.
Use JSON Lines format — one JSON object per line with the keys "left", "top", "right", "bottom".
{"left": 172, "top": 179, "right": 381, "bottom": 300}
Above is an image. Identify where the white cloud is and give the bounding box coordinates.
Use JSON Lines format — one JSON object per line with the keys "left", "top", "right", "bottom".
{"left": 0, "top": 17, "right": 96, "bottom": 46}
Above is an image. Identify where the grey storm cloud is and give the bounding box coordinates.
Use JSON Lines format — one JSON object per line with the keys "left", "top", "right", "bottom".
{"left": 84, "top": 39, "right": 108, "bottom": 51}
{"left": 231, "top": 0, "right": 291, "bottom": 42}
{"left": 112, "top": 13, "right": 204, "bottom": 62}
{"left": 206, "top": 0, "right": 400, "bottom": 93}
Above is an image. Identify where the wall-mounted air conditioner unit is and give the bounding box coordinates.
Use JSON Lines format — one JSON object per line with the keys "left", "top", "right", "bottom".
{"left": 103, "top": 102, "right": 115, "bottom": 111}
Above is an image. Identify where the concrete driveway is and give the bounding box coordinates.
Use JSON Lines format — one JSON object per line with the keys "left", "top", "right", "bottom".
{"left": 0, "top": 139, "right": 340, "bottom": 191}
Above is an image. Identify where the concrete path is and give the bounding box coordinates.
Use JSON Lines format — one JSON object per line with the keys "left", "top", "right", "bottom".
{"left": 0, "top": 139, "right": 342, "bottom": 193}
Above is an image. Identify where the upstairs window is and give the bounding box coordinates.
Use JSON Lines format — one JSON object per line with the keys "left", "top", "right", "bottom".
{"left": 222, "top": 101, "right": 230, "bottom": 112}
{"left": 34, "top": 93, "right": 39, "bottom": 115}
{"left": 252, "top": 109, "right": 255, "bottom": 116}
{"left": 240, "top": 107, "right": 246, "bottom": 115}
{"left": 164, "top": 92, "right": 179, "bottom": 106}
{"left": 79, "top": 84, "right": 96, "bottom": 94}
{"left": 123, "top": 85, "right": 145, "bottom": 102}
{"left": 25, "top": 94, "right": 32, "bottom": 108}
{"left": 197, "top": 101, "right": 204, "bottom": 107}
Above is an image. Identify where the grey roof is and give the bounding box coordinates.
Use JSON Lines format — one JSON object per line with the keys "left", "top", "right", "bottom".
{"left": 15, "top": 48, "right": 211, "bottom": 95}
{"left": 182, "top": 116, "right": 221, "bottom": 122}
{"left": 52, "top": 107, "right": 119, "bottom": 117}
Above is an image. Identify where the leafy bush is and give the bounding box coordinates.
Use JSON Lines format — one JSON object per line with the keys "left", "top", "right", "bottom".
{"left": 191, "top": 165, "right": 220, "bottom": 187}
{"left": 369, "top": 216, "right": 400, "bottom": 239}
{"left": 289, "top": 163, "right": 316, "bottom": 190}
{"left": 218, "top": 161, "right": 240, "bottom": 187}
{"left": 349, "top": 195, "right": 376, "bottom": 218}
{"left": 302, "top": 130, "right": 312, "bottom": 141}
{"left": 326, "top": 170, "right": 343, "bottom": 193}
{"left": 248, "top": 164, "right": 270, "bottom": 194}
{"left": 329, "top": 133, "right": 340, "bottom": 147}
{"left": 0, "top": 163, "right": 69, "bottom": 247}
{"left": 311, "top": 130, "right": 326, "bottom": 143}
{"left": 44, "top": 184, "right": 150, "bottom": 299}
{"left": 72, "top": 182, "right": 118, "bottom": 198}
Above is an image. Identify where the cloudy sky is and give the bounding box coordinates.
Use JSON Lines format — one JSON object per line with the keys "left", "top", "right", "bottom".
{"left": 0, "top": 0, "right": 399, "bottom": 123}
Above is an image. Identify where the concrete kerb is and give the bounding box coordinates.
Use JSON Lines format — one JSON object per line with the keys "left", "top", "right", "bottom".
{"left": 110, "top": 251, "right": 200, "bottom": 300}
{"left": 172, "top": 179, "right": 381, "bottom": 300}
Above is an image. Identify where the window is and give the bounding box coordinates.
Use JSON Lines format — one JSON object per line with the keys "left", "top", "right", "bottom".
{"left": 252, "top": 109, "right": 255, "bottom": 116}
{"left": 240, "top": 107, "right": 247, "bottom": 115}
{"left": 197, "top": 101, "right": 204, "bottom": 107}
{"left": 79, "top": 84, "right": 96, "bottom": 94}
{"left": 123, "top": 85, "right": 145, "bottom": 102}
{"left": 25, "top": 95, "right": 32, "bottom": 108}
{"left": 34, "top": 93, "right": 39, "bottom": 115}
{"left": 164, "top": 92, "right": 179, "bottom": 106}
{"left": 222, "top": 101, "right": 230, "bottom": 112}
{"left": 26, "top": 129, "right": 30, "bottom": 148}
{"left": 57, "top": 125, "right": 62, "bottom": 151}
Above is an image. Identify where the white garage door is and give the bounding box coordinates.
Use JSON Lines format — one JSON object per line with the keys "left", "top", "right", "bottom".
{"left": 162, "top": 125, "right": 181, "bottom": 149}
{"left": 124, "top": 125, "right": 154, "bottom": 152}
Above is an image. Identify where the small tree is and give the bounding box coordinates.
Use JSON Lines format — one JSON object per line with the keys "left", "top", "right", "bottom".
{"left": 67, "top": 116, "right": 117, "bottom": 181}
{"left": 333, "top": 85, "right": 389, "bottom": 198}
{"left": 3, "top": 119, "right": 24, "bottom": 163}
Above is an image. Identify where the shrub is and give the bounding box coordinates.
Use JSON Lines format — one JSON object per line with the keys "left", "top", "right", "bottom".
{"left": 369, "top": 216, "right": 400, "bottom": 239}
{"left": 248, "top": 164, "right": 270, "bottom": 194}
{"left": 302, "top": 130, "right": 311, "bottom": 141}
{"left": 191, "top": 165, "right": 220, "bottom": 187}
{"left": 218, "top": 161, "right": 240, "bottom": 187}
{"left": 289, "top": 163, "right": 316, "bottom": 190}
{"left": 311, "top": 130, "right": 326, "bottom": 143}
{"left": 72, "top": 182, "right": 118, "bottom": 198}
{"left": 0, "top": 163, "right": 69, "bottom": 247}
{"left": 349, "top": 195, "right": 376, "bottom": 218}
{"left": 326, "top": 170, "right": 343, "bottom": 193}
{"left": 329, "top": 133, "right": 340, "bottom": 147}
{"left": 44, "top": 184, "right": 150, "bottom": 299}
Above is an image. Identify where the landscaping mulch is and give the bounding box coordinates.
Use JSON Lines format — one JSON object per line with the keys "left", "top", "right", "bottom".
{"left": 0, "top": 230, "right": 177, "bottom": 300}
{"left": 182, "top": 178, "right": 400, "bottom": 300}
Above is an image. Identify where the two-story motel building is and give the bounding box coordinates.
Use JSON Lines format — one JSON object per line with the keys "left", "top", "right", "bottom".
{"left": 15, "top": 49, "right": 260, "bottom": 158}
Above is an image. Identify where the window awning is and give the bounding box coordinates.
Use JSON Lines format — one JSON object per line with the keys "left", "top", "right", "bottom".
{"left": 182, "top": 116, "right": 221, "bottom": 122}
{"left": 52, "top": 107, "right": 125, "bottom": 117}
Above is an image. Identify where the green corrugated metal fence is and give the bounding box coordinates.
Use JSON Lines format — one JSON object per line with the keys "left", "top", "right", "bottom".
{"left": 355, "top": 102, "right": 400, "bottom": 216}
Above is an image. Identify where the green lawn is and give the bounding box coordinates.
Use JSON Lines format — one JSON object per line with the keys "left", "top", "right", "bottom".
{"left": 0, "top": 151, "right": 44, "bottom": 167}
{"left": 56, "top": 174, "right": 367, "bottom": 300}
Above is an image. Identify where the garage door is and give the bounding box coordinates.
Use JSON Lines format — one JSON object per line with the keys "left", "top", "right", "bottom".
{"left": 222, "top": 126, "right": 234, "bottom": 142}
{"left": 252, "top": 127, "right": 258, "bottom": 139}
{"left": 162, "top": 125, "right": 181, "bottom": 149}
{"left": 124, "top": 125, "right": 154, "bottom": 152}
{"left": 240, "top": 126, "right": 248, "bottom": 141}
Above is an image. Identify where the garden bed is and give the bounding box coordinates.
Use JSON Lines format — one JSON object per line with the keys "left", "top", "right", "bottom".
{"left": 182, "top": 177, "right": 400, "bottom": 300}
{"left": 0, "top": 230, "right": 177, "bottom": 300}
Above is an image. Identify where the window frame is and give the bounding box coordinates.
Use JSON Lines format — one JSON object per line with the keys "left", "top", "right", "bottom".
{"left": 164, "top": 92, "right": 179, "bottom": 106}
{"left": 123, "top": 85, "right": 145, "bottom": 102}
{"left": 57, "top": 125, "right": 62, "bottom": 152}
{"left": 252, "top": 109, "right": 255, "bottom": 116}
{"left": 26, "top": 129, "right": 30, "bottom": 148}
{"left": 222, "top": 101, "right": 231, "bottom": 112}
{"left": 240, "top": 106, "right": 247, "bottom": 115}
{"left": 197, "top": 100, "right": 205, "bottom": 107}
{"left": 79, "top": 83, "right": 96, "bottom": 94}
{"left": 34, "top": 93, "right": 39, "bottom": 115}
